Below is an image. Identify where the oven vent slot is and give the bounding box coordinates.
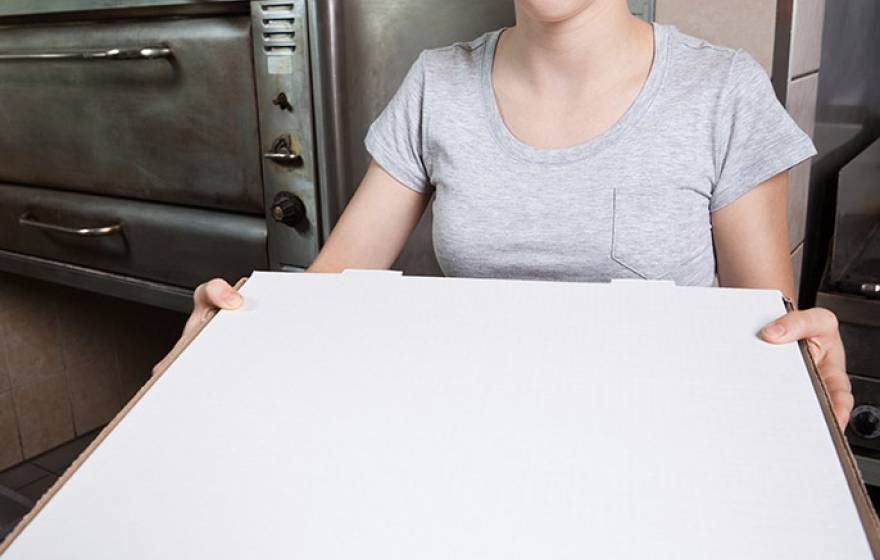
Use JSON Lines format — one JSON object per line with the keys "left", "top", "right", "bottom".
{"left": 264, "top": 45, "right": 296, "bottom": 55}
{"left": 263, "top": 18, "right": 295, "bottom": 29}
{"left": 264, "top": 32, "right": 295, "bottom": 41}
{"left": 259, "top": 2, "right": 295, "bottom": 19}
{"left": 261, "top": 3, "right": 294, "bottom": 13}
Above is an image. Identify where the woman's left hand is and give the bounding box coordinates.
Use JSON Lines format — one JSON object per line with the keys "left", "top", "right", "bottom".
{"left": 760, "top": 307, "right": 853, "bottom": 430}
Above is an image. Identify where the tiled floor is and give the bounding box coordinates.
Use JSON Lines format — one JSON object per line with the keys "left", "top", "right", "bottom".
{"left": 0, "top": 428, "right": 100, "bottom": 541}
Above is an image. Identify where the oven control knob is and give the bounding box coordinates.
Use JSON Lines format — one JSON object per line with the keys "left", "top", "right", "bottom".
{"left": 850, "top": 405, "right": 880, "bottom": 440}
{"left": 271, "top": 192, "right": 307, "bottom": 229}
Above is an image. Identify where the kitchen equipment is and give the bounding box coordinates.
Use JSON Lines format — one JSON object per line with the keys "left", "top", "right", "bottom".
{"left": 823, "top": 139, "right": 880, "bottom": 302}
{"left": 0, "top": 0, "right": 515, "bottom": 310}
{"left": 815, "top": 139, "right": 880, "bottom": 454}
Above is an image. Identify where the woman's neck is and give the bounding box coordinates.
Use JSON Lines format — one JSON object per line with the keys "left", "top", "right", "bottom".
{"left": 503, "top": 1, "right": 651, "bottom": 95}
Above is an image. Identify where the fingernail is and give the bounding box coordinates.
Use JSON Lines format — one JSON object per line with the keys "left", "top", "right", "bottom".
{"left": 224, "top": 293, "right": 243, "bottom": 308}
{"left": 764, "top": 323, "right": 786, "bottom": 338}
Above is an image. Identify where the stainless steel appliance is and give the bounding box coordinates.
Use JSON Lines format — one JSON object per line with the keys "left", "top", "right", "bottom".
{"left": 803, "top": 1, "right": 880, "bottom": 483}
{"left": 822, "top": 140, "right": 880, "bottom": 304}
{"left": 819, "top": 139, "right": 880, "bottom": 450}
{"left": 0, "top": 0, "right": 514, "bottom": 311}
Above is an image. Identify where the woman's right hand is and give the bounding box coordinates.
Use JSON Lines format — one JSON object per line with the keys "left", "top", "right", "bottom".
{"left": 152, "top": 278, "right": 244, "bottom": 376}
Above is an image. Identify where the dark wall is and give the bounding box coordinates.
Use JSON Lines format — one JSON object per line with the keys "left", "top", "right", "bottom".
{"left": 800, "top": 0, "right": 880, "bottom": 307}
{"left": 816, "top": 0, "right": 880, "bottom": 125}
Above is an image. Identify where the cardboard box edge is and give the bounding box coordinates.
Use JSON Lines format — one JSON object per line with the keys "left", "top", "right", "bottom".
{"left": 785, "top": 298, "right": 880, "bottom": 558}
{"left": 0, "top": 276, "right": 250, "bottom": 556}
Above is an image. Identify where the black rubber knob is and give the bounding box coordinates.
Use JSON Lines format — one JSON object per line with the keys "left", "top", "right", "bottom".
{"left": 271, "top": 192, "right": 307, "bottom": 229}
{"left": 850, "top": 405, "right": 880, "bottom": 439}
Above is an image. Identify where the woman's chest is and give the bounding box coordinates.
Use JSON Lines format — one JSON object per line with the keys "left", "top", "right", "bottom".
{"left": 428, "top": 145, "right": 719, "bottom": 285}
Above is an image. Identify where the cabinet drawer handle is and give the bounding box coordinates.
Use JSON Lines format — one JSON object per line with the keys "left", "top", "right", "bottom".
{"left": 0, "top": 46, "right": 171, "bottom": 61}
{"left": 19, "top": 212, "right": 123, "bottom": 237}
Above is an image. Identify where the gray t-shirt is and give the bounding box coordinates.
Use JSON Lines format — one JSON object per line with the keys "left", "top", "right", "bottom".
{"left": 365, "top": 22, "right": 817, "bottom": 285}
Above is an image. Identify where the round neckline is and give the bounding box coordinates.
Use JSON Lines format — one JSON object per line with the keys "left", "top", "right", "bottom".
{"left": 481, "top": 21, "right": 671, "bottom": 165}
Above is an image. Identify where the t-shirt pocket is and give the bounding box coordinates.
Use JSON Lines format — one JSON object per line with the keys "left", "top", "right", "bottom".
{"left": 611, "top": 187, "right": 708, "bottom": 279}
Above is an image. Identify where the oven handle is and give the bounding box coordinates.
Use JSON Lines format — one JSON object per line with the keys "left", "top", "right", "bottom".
{"left": 19, "top": 212, "right": 124, "bottom": 237}
{"left": 263, "top": 152, "right": 304, "bottom": 166}
{"left": 0, "top": 47, "right": 172, "bottom": 61}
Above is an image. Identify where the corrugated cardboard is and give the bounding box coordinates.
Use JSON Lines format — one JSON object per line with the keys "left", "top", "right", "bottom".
{"left": 784, "top": 300, "right": 880, "bottom": 555}
{"left": 1, "top": 272, "right": 877, "bottom": 559}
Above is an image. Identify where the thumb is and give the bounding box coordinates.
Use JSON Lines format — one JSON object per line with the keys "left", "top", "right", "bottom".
{"left": 199, "top": 278, "right": 244, "bottom": 311}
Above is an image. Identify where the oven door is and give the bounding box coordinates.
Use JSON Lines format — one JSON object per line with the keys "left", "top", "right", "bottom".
{"left": 0, "top": 14, "right": 263, "bottom": 214}
{"left": 0, "top": 183, "right": 267, "bottom": 306}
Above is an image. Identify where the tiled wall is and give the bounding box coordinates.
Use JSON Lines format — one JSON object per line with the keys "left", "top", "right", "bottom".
{"left": 656, "top": 0, "right": 825, "bottom": 298}
{"left": 784, "top": 0, "right": 825, "bottom": 297}
{"left": 655, "top": 0, "right": 778, "bottom": 73}
{"left": 0, "top": 273, "right": 186, "bottom": 470}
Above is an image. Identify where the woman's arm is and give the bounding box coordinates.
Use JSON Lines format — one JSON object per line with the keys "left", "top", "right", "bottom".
{"left": 152, "top": 162, "right": 429, "bottom": 375}
{"left": 711, "top": 171, "right": 795, "bottom": 300}
{"left": 712, "top": 172, "right": 854, "bottom": 428}
{"left": 309, "top": 161, "right": 431, "bottom": 272}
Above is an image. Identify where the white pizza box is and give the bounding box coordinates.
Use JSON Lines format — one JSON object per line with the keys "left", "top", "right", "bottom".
{"left": 1, "top": 271, "right": 878, "bottom": 559}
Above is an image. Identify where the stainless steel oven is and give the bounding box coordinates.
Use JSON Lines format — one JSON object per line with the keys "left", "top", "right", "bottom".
{"left": 818, "top": 139, "right": 880, "bottom": 450}
{"left": 0, "top": 0, "right": 514, "bottom": 310}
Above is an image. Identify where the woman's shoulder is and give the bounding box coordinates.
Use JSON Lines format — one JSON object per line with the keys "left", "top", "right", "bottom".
{"left": 664, "top": 23, "right": 740, "bottom": 66}
{"left": 661, "top": 23, "right": 770, "bottom": 96}
{"left": 423, "top": 29, "right": 497, "bottom": 57}
{"left": 415, "top": 29, "right": 498, "bottom": 77}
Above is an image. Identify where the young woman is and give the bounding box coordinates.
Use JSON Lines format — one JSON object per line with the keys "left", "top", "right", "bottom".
{"left": 157, "top": 0, "right": 853, "bottom": 427}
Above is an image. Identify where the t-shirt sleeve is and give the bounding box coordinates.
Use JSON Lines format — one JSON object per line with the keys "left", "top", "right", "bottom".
{"left": 364, "top": 51, "right": 433, "bottom": 194}
{"left": 709, "top": 49, "right": 817, "bottom": 212}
